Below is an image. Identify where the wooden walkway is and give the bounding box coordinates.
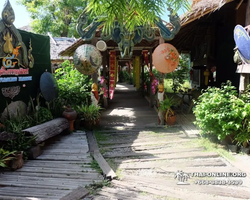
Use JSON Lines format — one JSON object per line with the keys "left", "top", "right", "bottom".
{"left": 84, "top": 126, "right": 250, "bottom": 200}
{"left": 80, "top": 83, "right": 250, "bottom": 200}
{"left": 0, "top": 130, "right": 104, "bottom": 200}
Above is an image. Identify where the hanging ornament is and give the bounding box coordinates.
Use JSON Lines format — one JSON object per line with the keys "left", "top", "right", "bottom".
{"left": 73, "top": 44, "right": 102, "bottom": 75}
{"left": 153, "top": 43, "right": 179, "bottom": 73}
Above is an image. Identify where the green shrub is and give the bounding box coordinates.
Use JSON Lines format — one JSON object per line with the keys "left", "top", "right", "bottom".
{"left": 193, "top": 81, "right": 250, "bottom": 145}
{"left": 54, "top": 60, "right": 92, "bottom": 108}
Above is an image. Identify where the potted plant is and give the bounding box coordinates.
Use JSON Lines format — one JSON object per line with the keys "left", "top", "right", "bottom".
{"left": 234, "top": 130, "right": 250, "bottom": 154}
{"left": 0, "top": 148, "right": 16, "bottom": 168}
{"left": 159, "top": 95, "right": 177, "bottom": 125}
{"left": 76, "top": 104, "right": 102, "bottom": 130}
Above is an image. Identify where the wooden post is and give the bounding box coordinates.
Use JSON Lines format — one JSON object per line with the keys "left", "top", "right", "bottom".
{"left": 141, "top": 54, "right": 145, "bottom": 97}
{"left": 149, "top": 49, "right": 154, "bottom": 107}
{"left": 102, "top": 52, "right": 108, "bottom": 108}
{"left": 158, "top": 37, "right": 165, "bottom": 125}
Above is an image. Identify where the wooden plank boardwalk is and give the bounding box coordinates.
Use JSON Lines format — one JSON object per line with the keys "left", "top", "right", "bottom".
{"left": 0, "top": 130, "right": 104, "bottom": 200}
{"left": 83, "top": 126, "right": 250, "bottom": 200}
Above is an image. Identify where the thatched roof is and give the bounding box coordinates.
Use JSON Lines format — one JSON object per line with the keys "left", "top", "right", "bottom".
{"left": 49, "top": 34, "right": 77, "bottom": 62}
{"left": 181, "top": 0, "right": 236, "bottom": 27}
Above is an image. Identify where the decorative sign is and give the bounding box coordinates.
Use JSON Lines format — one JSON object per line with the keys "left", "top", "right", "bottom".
{"left": 234, "top": 25, "right": 250, "bottom": 64}
{"left": 153, "top": 43, "right": 179, "bottom": 73}
{"left": 1, "top": 86, "right": 20, "bottom": 99}
{"left": 109, "top": 51, "right": 116, "bottom": 99}
{"left": 73, "top": 44, "right": 102, "bottom": 75}
{"left": 0, "top": 0, "right": 34, "bottom": 88}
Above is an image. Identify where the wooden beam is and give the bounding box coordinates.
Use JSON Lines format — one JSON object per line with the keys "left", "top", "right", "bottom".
{"left": 236, "top": 0, "right": 244, "bottom": 10}
{"left": 86, "top": 131, "right": 117, "bottom": 179}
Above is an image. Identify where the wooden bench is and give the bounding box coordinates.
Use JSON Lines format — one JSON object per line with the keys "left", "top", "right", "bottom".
{"left": 22, "top": 118, "right": 69, "bottom": 159}
{"left": 22, "top": 118, "right": 69, "bottom": 144}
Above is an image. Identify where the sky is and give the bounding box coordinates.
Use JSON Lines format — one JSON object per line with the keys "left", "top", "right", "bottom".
{"left": 0, "top": 0, "right": 30, "bottom": 28}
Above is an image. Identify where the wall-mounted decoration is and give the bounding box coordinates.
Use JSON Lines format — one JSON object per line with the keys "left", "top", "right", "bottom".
{"left": 0, "top": 1, "right": 51, "bottom": 114}
{"left": 1, "top": 86, "right": 20, "bottom": 99}
{"left": 0, "top": 0, "right": 34, "bottom": 69}
{"left": 109, "top": 51, "right": 116, "bottom": 99}
{"left": 40, "top": 72, "right": 58, "bottom": 102}
{"left": 153, "top": 43, "right": 179, "bottom": 74}
{"left": 73, "top": 44, "right": 102, "bottom": 75}
{"left": 234, "top": 25, "right": 250, "bottom": 64}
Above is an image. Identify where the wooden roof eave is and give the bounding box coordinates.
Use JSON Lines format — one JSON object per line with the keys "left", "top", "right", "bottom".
{"left": 180, "top": 0, "right": 236, "bottom": 28}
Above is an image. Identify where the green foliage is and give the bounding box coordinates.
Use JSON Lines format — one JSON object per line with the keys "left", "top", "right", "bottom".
{"left": 86, "top": 0, "right": 190, "bottom": 33}
{"left": 122, "top": 71, "right": 133, "bottom": 84}
{"left": 76, "top": 104, "right": 101, "bottom": 123}
{"left": 194, "top": 81, "right": 250, "bottom": 146}
{"left": 0, "top": 149, "right": 16, "bottom": 168}
{"left": 27, "top": 96, "right": 53, "bottom": 125}
{"left": 3, "top": 115, "right": 33, "bottom": 134}
{"left": 46, "top": 98, "right": 65, "bottom": 118}
{"left": 90, "top": 159, "right": 102, "bottom": 173}
{"left": 18, "top": 0, "right": 88, "bottom": 37}
{"left": 171, "top": 54, "right": 190, "bottom": 93}
{"left": 159, "top": 96, "right": 176, "bottom": 117}
{"left": 54, "top": 60, "right": 92, "bottom": 108}
{"left": 4, "top": 133, "right": 36, "bottom": 161}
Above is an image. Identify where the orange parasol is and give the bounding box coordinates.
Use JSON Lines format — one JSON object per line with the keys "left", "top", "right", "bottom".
{"left": 152, "top": 43, "right": 179, "bottom": 74}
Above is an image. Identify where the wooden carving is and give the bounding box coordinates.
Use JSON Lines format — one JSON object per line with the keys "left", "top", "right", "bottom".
{"left": 0, "top": 0, "right": 34, "bottom": 69}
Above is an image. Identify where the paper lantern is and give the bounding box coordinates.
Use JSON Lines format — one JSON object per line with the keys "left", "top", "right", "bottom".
{"left": 153, "top": 43, "right": 179, "bottom": 73}
{"left": 73, "top": 44, "right": 102, "bottom": 75}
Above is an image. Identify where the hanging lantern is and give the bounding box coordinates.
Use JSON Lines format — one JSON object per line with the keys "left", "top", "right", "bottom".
{"left": 73, "top": 44, "right": 102, "bottom": 75}
{"left": 152, "top": 43, "right": 179, "bottom": 73}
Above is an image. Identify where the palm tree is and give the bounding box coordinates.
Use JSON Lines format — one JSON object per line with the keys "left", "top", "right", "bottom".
{"left": 85, "top": 0, "right": 190, "bottom": 32}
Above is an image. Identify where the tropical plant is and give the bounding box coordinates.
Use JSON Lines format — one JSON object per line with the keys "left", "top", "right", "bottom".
{"left": 85, "top": 0, "right": 190, "bottom": 33}
{"left": 4, "top": 133, "right": 36, "bottom": 161}
{"left": 0, "top": 148, "right": 16, "bottom": 168}
{"left": 54, "top": 60, "right": 93, "bottom": 108}
{"left": 158, "top": 95, "right": 177, "bottom": 117}
{"left": 194, "top": 81, "right": 250, "bottom": 145}
{"left": 76, "top": 104, "right": 102, "bottom": 123}
{"left": 18, "top": 0, "right": 89, "bottom": 37}
{"left": 171, "top": 54, "right": 190, "bottom": 93}
{"left": 19, "top": 0, "right": 190, "bottom": 36}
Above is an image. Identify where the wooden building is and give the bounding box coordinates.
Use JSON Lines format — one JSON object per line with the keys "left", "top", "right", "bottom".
{"left": 170, "top": 0, "right": 249, "bottom": 89}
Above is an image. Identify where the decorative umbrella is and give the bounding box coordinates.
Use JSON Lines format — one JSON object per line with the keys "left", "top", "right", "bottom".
{"left": 40, "top": 72, "right": 58, "bottom": 102}
{"left": 153, "top": 43, "right": 179, "bottom": 73}
{"left": 73, "top": 44, "right": 102, "bottom": 75}
{"left": 234, "top": 25, "right": 250, "bottom": 64}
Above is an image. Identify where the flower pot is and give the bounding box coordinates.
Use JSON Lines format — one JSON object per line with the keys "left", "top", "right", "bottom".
{"left": 227, "top": 144, "right": 238, "bottom": 153}
{"left": 83, "top": 120, "right": 94, "bottom": 130}
{"left": 9, "top": 151, "right": 24, "bottom": 170}
{"left": 63, "top": 106, "right": 77, "bottom": 131}
{"left": 166, "top": 115, "right": 176, "bottom": 126}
